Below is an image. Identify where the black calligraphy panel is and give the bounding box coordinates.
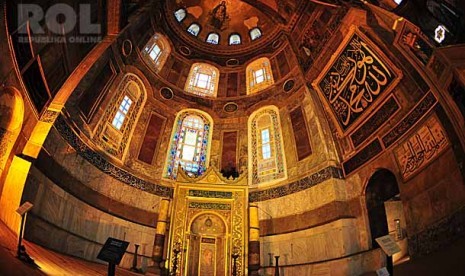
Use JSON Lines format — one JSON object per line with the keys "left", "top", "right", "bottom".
{"left": 317, "top": 33, "right": 397, "bottom": 132}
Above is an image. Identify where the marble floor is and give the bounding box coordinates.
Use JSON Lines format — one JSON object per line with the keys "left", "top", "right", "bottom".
{"left": 0, "top": 220, "right": 150, "bottom": 276}
{"left": 2, "top": 218, "right": 465, "bottom": 275}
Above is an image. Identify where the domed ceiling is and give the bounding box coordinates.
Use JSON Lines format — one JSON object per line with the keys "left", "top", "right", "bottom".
{"left": 163, "top": 0, "right": 302, "bottom": 58}
{"left": 172, "top": 0, "right": 279, "bottom": 45}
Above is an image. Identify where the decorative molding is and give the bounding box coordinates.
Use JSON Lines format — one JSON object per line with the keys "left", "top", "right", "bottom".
{"left": 223, "top": 102, "right": 238, "bottom": 113}
{"left": 343, "top": 139, "right": 383, "bottom": 176}
{"left": 188, "top": 202, "right": 232, "bottom": 210}
{"left": 40, "top": 109, "right": 60, "bottom": 123}
{"left": 188, "top": 190, "right": 233, "bottom": 199}
{"left": 350, "top": 96, "right": 400, "bottom": 148}
{"left": 249, "top": 166, "right": 343, "bottom": 202}
{"left": 54, "top": 115, "right": 173, "bottom": 197}
{"left": 382, "top": 92, "right": 437, "bottom": 148}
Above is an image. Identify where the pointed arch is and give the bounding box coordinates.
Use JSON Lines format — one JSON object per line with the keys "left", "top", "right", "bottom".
{"left": 164, "top": 109, "right": 214, "bottom": 179}
{"left": 248, "top": 106, "right": 287, "bottom": 186}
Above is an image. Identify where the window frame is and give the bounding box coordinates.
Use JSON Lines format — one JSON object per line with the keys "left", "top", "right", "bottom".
{"left": 229, "top": 33, "right": 242, "bottom": 45}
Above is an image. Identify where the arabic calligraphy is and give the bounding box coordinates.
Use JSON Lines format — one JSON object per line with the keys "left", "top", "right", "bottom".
{"left": 395, "top": 116, "right": 449, "bottom": 180}
{"left": 318, "top": 33, "right": 395, "bottom": 131}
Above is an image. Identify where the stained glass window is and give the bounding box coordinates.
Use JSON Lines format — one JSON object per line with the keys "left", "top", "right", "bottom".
{"left": 185, "top": 63, "right": 219, "bottom": 97}
{"left": 165, "top": 111, "right": 212, "bottom": 178}
{"left": 249, "top": 106, "right": 287, "bottom": 185}
{"left": 187, "top": 23, "right": 201, "bottom": 36}
{"left": 175, "top": 9, "right": 186, "bottom": 22}
{"left": 247, "top": 57, "right": 274, "bottom": 94}
{"left": 250, "top": 28, "right": 262, "bottom": 40}
{"left": 229, "top": 34, "right": 241, "bottom": 45}
{"left": 143, "top": 33, "right": 171, "bottom": 72}
{"left": 206, "top": 33, "right": 220, "bottom": 44}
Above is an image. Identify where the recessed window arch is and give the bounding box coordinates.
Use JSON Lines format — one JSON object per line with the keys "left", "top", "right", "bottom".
{"left": 164, "top": 109, "right": 213, "bottom": 179}
{"left": 246, "top": 57, "right": 274, "bottom": 94}
{"left": 185, "top": 63, "right": 220, "bottom": 97}
{"left": 142, "top": 33, "right": 171, "bottom": 72}
{"left": 174, "top": 8, "right": 186, "bottom": 22}
{"left": 229, "top": 33, "right": 241, "bottom": 45}
{"left": 248, "top": 106, "right": 287, "bottom": 186}
{"left": 187, "top": 23, "right": 201, "bottom": 36}
{"left": 95, "top": 73, "right": 146, "bottom": 159}
{"left": 250, "top": 28, "right": 262, "bottom": 41}
{"left": 206, "top": 33, "right": 220, "bottom": 44}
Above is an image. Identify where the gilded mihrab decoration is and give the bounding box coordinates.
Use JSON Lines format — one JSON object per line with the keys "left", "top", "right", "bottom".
{"left": 314, "top": 26, "right": 401, "bottom": 134}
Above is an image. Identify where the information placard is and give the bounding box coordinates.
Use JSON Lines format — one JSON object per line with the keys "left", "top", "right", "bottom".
{"left": 16, "top": 202, "right": 34, "bottom": 216}
{"left": 375, "top": 235, "right": 401, "bottom": 256}
{"left": 97, "top": 238, "right": 129, "bottom": 264}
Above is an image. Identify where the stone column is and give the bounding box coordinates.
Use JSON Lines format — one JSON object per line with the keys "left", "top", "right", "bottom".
{"left": 153, "top": 198, "right": 170, "bottom": 265}
{"left": 248, "top": 203, "right": 260, "bottom": 276}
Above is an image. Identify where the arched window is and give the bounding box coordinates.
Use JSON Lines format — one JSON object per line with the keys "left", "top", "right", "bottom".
{"left": 206, "top": 33, "right": 220, "bottom": 44}
{"left": 185, "top": 63, "right": 219, "bottom": 97}
{"left": 187, "top": 23, "right": 201, "bottom": 36}
{"left": 229, "top": 34, "right": 241, "bottom": 45}
{"left": 164, "top": 110, "right": 213, "bottom": 179}
{"left": 95, "top": 74, "right": 146, "bottom": 159}
{"left": 142, "top": 33, "right": 171, "bottom": 72}
{"left": 174, "top": 9, "right": 186, "bottom": 22}
{"left": 248, "top": 106, "right": 287, "bottom": 185}
{"left": 250, "top": 28, "right": 262, "bottom": 40}
{"left": 246, "top": 57, "right": 274, "bottom": 94}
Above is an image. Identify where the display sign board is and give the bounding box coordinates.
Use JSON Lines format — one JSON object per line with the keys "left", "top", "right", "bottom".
{"left": 97, "top": 238, "right": 129, "bottom": 264}
{"left": 375, "top": 235, "right": 401, "bottom": 256}
{"left": 16, "top": 202, "right": 34, "bottom": 216}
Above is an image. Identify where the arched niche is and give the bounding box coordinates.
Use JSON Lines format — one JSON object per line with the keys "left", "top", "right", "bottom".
{"left": 0, "top": 87, "right": 24, "bottom": 180}
{"left": 187, "top": 212, "right": 228, "bottom": 276}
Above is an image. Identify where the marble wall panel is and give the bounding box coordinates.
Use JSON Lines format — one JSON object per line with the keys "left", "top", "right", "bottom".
{"left": 260, "top": 219, "right": 361, "bottom": 266}
{"left": 25, "top": 166, "right": 156, "bottom": 268}
{"left": 256, "top": 178, "right": 348, "bottom": 220}
{"left": 43, "top": 127, "right": 163, "bottom": 212}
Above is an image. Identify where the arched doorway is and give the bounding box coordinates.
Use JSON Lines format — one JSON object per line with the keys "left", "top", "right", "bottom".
{"left": 365, "top": 169, "right": 409, "bottom": 271}
{"left": 187, "top": 213, "right": 227, "bottom": 276}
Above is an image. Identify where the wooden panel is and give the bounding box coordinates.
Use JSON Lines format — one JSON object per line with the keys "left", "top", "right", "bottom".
{"left": 290, "top": 106, "right": 312, "bottom": 161}
{"left": 78, "top": 60, "right": 115, "bottom": 122}
{"left": 138, "top": 113, "right": 165, "bottom": 164}
{"left": 221, "top": 131, "right": 238, "bottom": 170}
{"left": 227, "top": 73, "right": 238, "bottom": 97}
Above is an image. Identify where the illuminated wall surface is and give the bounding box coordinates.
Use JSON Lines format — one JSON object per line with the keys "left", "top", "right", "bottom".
{"left": 1, "top": 0, "right": 465, "bottom": 275}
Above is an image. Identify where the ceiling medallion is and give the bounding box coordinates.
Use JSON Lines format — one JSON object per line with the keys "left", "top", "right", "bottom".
{"left": 121, "top": 39, "right": 133, "bottom": 57}
{"left": 272, "top": 38, "right": 283, "bottom": 49}
{"left": 283, "top": 79, "right": 295, "bottom": 93}
{"left": 226, "top": 58, "right": 240, "bottom": 67}
{"left": 160, "top": 87, "right": 174, "bottom": 100}
{"left": 179, "top": 46, "right": 191, "bottom": 56}
{"left": 223, "top": 102, "right": 238, "bottom": 113}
